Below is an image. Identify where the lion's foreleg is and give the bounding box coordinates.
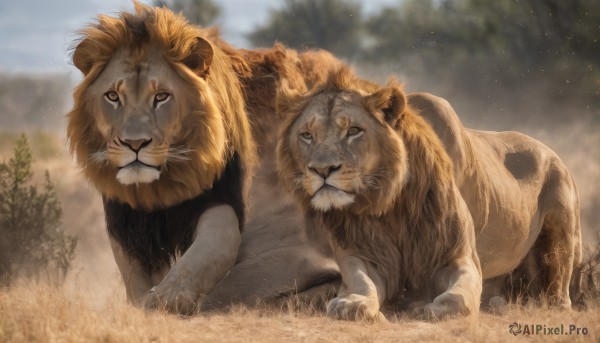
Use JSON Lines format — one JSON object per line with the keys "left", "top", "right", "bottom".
{"left": 326, "top": 253, "right": 387, "bottom": 321}
{"left": 424, "top": 253, "right": 482, "bottom": 320}
{"left": 144, "top": 204, "right": 241, "bottom": 314}
{"left": 109, "top": 236, "right": 155, "bottom": 305}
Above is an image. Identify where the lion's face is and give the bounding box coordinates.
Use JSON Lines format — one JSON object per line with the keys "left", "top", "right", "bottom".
{"left": 278, "top": 88, "right": 409, "bottom": 214}
{"left": 85, "top": 47, "right": 213, "bottom": 185}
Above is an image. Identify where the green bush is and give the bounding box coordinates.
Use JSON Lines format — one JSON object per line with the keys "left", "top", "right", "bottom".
{"left": 0, "top": 134, "right": 77, "bottom": 286}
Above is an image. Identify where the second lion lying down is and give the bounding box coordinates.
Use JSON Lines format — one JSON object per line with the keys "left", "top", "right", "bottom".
{"left": 276, "top": 67, "right": 483, "bottom": 320}
{"left": 275, "top": 64, "right": 582, "bottom": 320}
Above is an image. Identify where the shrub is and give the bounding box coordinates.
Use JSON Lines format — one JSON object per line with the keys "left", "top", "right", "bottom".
{"left": 0, "top": 134, "right": 77, "bottom": 286}
{"left": 578, "top": 235, "right": 600, "bottom": 308}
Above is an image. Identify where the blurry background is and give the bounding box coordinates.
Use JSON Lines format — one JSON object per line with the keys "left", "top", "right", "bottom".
{"left": 0, "top": 0, "right": 598, "bottom": 298}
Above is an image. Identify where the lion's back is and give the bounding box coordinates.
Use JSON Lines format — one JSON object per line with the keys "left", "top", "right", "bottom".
{"left": 408, "top": 92, "right": 580, "bottom": 280}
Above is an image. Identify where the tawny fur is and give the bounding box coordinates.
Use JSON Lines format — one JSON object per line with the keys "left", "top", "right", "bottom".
{"left": 276, "top": 67, "right": 480, "bottom": 309}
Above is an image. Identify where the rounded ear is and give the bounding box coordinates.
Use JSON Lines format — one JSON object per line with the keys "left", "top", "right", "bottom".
{"left": 72, "top": 39, "right": 94, "bottom": 75}
{"left": 183, "top": 37, "right": 214, "bottom": 79}
{"left": 365, "top": 86, "right": 407, "bottom": 127}
{"left": 276, "top": 79, "right": 308, "bottom": 119}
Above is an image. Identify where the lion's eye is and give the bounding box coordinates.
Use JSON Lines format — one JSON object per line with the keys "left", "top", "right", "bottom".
{"left": 104, "top": 91, "right": 120, "bottom": 103}
{"left": 347, "top": 126, "right": 362, "bottom": 137}
{"left": 299, "top": 132, "right": 313, "bottom": 143}
{"left": 154, "top": 92, "right": 171, "bottom": 107}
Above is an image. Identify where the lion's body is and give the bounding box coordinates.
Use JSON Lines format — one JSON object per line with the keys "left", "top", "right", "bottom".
{"left": 68, "top": 4, "right": 341, "bottom": 311}
{"left": 409, "top": 93, "right": 582, "bottom": 307}
{"left": 67, "top": 4, "right": 258, "bottom": 312}
{"left": 200, "top": 45, "right": 344, "bottom": 308}
{"left": 276, "top": 68, "right": 482, "bottom": 320}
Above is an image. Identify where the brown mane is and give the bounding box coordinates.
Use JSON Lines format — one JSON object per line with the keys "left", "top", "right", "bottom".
{"left": 236, "top": 45, "right": 343, "bottom": 154}
{"left": 67, "top": 3, "right": 255, "bottom": 210}
{"left": 276, "top": 67, "right": 467, "bottom": 301}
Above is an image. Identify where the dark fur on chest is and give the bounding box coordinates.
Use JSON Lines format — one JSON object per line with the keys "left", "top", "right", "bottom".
{"left": 104, "top": 153, "right": 245, "bottom": 273}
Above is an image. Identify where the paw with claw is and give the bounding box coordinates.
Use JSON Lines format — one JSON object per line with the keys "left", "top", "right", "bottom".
{"left": 412, "top": 293, "right": 466, "bottom": 321}
{"left": 144, "top": 284, "right": 205, "bottom": 315}
{"left": 327, "top": 294, "right": 386, "bottom": 322}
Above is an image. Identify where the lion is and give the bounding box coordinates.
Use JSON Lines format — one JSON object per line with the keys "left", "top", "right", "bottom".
{"left": 408, "top": 93, "right": 582, "bottom": 309}
{"left": 67, "top": 4, "right": 255, "bottom": 313}
{"left": 68, "top": 3, "right": 343, "bottom": 313}
{"left": 276, "top": 66, "right": 483, "bottom": 321}
{"left": 276, "top": 64, "right": 582, "bottom": 316}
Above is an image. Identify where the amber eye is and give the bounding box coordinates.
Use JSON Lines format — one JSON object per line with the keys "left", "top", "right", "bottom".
{"left": 347, "top": 126, "right": 362, "bottom": 136}
{"left": 104, "top": 91, "right": 119, "bottom": 103}
{"left": 154, "top": 92, "right": 171, "bottom": 106}
{"left": 299, "top": 131, "right": 313, "bottom": 143}
{"left": 154, "top": 92, "right": 169, "bottom": 102}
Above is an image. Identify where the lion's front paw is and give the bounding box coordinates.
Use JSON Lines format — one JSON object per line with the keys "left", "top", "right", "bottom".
{"left": 144, "top": 285, "right": 205, "bottom": 315}
{"left": 326, "top": 294, "right": 385, "bottom": 322}
{"left": 422, "top": 293, "right": 467, "bottom": 321}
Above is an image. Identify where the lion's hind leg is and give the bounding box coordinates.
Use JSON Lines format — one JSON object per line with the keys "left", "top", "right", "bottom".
{"left": 532, "top": 160, "right": 582, "bottom": 309}
{"left": 538, "top": 211, "right": 580, "bottom": 309}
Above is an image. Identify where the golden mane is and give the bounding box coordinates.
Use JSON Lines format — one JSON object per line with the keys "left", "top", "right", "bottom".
{"left": 276, "top": 66, "right": 467, "bottom": 298}
{"left": 67, "top": 3, "right": 255, "bottom": 210}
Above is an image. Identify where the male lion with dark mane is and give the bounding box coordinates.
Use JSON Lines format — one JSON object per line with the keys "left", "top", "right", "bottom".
{"left": 67, "top": 3, "right": 343, "bottom": 313}
{"left": 276, "top": 67, "right": 483, "bottom": 321}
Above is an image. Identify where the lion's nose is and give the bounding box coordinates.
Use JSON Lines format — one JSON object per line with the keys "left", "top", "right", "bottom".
{"left": 309, "top": 164, "right": 341, "bottom": 178}
{"left": 119, "top": 138, "right": 152, "bottom": 152}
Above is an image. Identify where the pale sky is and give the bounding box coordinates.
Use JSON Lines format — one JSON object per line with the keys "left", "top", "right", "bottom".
{"left": 0, "top": 0, "right": 400, "bottom": 74}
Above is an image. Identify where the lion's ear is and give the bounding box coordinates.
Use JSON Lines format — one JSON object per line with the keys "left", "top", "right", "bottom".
{"left": 72, "top": 39, "right": 95, "bottom": 76}
{"left": 365, "top": 85, "right": 407, "bottom": 127}
{"left": 276, "top": 79, "right": 308, "bottom": 119}
{"left": 183, "top": 37, "right": 214, "bottom": 78}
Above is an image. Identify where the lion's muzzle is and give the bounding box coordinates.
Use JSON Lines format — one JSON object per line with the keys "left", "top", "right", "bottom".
{"left": 113, "top": 137, "right": 163, "bottom": 185}
{"left": 304, "top": 165, "right": 356, "bottom": 212}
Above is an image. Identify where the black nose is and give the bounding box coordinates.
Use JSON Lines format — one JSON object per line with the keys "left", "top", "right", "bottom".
{"left": 119, "top": 138, "right": 151, "bottom": 152}
{"left": 310, "top": 164, "right": 341, "bottom": 178}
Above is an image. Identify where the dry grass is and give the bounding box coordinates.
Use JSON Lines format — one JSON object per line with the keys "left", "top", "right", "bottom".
{"left": 1, "top": 125, "right": 599, "bottom": 342}
{"left": 0, "top": 283, "right": 598, "bottom": 342}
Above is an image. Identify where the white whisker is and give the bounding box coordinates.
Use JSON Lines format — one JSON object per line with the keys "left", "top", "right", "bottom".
{"left": 167, "top": 146, "right": 192, "bottom": 162}
{"left": 90, "top": 150, "right": 108, "bottom": 164}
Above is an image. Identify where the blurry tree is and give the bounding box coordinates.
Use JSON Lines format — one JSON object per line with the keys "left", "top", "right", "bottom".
{"left": 248, "top": 0, "right": 363, "bottom": 58}
{"left": 154, "top": 0, "right": 221, "bottom": 26}
{"left": 0, "top": 73, "right": 71, "bottom": 130}
{"left": 366, "top": 0, "right": 483, "bottom": 63}
{"left": 362, "top": 0, "right": 600, "bottom": 121}
{"left": 0, "top": 134, "right": 77, "bottom": 286}
{"left": 368, "top": 0, "right": 600, "bottom": 64}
